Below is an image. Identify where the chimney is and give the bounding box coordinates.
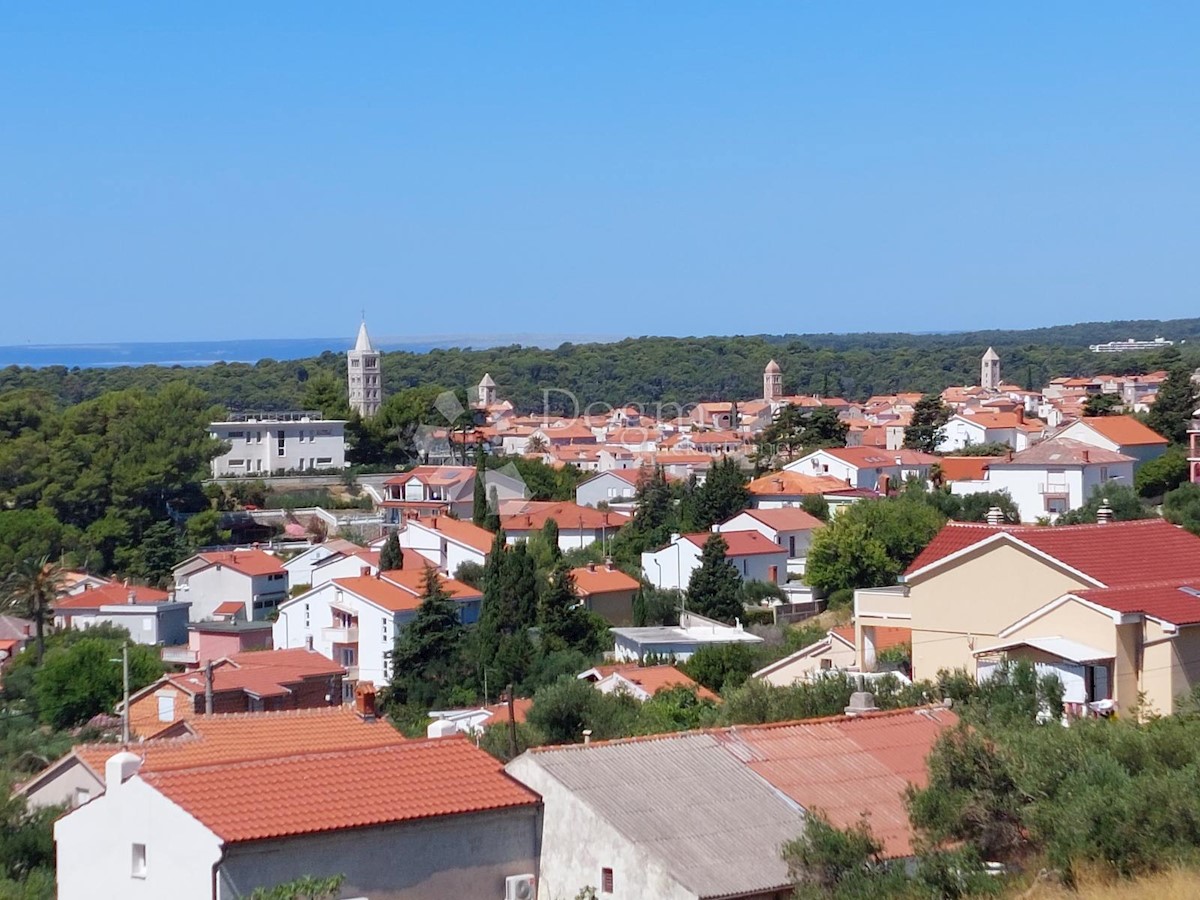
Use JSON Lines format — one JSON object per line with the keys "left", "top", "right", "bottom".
{"left": 582, "top": 729, "right": 593, "bottom": 745}
{"left": 587, "top": 562, "right": 596, "bottom": 572}
{"left": 1016, "top": 407, "right": 1024, "bottom": 424}
{"left": 83, "top": 582, "right": 92, "bottom": 592}
{"left": 360, "top": 565, "right": 372, "bottom": 577}
{"left": 105, "top": 751, "right": 142, "bottom": 787}
{"left": 1097, "top": 499, "right": 1113, "bottom": 525}
{"left": 127, "top": 589, "right": 136, "bottom": 605}
{"left": 844, "top": 691, "right": 879, "bottom": 717}
{"left": 354, "top": 682, "right": 377, "bottom": 722}
{"left": 204, "top": 661, "right": 215, "bottom": 714}
{"left": 605, "top": 557, "right": 614, "bottom": 571}
{"left": 306, "top": 635, "right": 314, "bottom": 651}
{"left": 986, "top": 506, "right": 1005, "bottom": 527}
{"left": 427, "top": 718, "right": 458, "bottom": 739}
{"left": 1082, "top": 449, "right": 1090, "bottom": 463}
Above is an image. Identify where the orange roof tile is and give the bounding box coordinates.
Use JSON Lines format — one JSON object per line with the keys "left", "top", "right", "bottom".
{"left": 747, "top": 471, "right": 850, "bottom": 495}
{"left": 830, "top": 625, "right": 910, "bottom": 652}
{"left": 143, "top": 738, "right": 540, "bottom": 843}
{"left": 605, "top": 665, "right": 719, "bottom": 702}
{"left": 936, "top": 456, "right": 1008, "bottom": 482}
{"left": 500, "top": 501, "right": 621, "bottom": 532}
{"left": 54, "top": 583, "right": 171, "bottom": 610}
{"left": 212, "top": 601, "right": 244, "bottom": 616}
{"left": 412, "top": 516, "right": 495, "bottom": 554}
{"left": 682, "top": 530, "right": 786, "bottom": 556}
{"left": 1077, "top": 415, "right": 1169, "bottom": 447}
{"left": 197, "top": 549, "right": 285, "bottom": 577}
{"left": 736, "top": 507, "right": 825, "bottom": 532}
{"left": 72, "top": 707, "right": 406, "bottom": 778}
{"left": 571, "top": 565, "right": 641, "bottom": 596}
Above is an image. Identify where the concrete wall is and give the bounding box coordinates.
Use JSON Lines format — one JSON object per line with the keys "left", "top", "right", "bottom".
{"left": 506, "top": 757, "right": 697, "bottom": 900}
{"left": 583, "top": 589, "right": 637, "bottom": 626}
{"left": 178, "top": 566, "right": 289, "bottom": 621}
{"left": 576, "top": 473, "right": 636, "bottom": 508}
{"left": 210, "top": 420, "right": 346, "bottom": 478}
{"left": 56, "top": 774, "right": 223, "bottom": 900}
{"left": 759, "top": 638, "right": 856, "bottom": 686}
{"left": 21, "top": 757, "right": 105, "bottom": 810}
{"left": 217, "top": 807, "right": 541, "bottom": 900}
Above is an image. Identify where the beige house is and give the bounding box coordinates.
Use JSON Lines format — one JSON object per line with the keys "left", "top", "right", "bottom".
{"left": 854, "top": 519, "right": 1200, "bottom": 716}
{"left": 754, "top": 625, "right": 910, "bottom": 686}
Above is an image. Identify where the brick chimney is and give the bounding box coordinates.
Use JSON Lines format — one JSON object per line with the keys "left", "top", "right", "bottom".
{"left": 354, "top": 682, "right": 377, "bottom": 721}
{"left": 360, "top": 565, "right": 372, "bottom": 577}
{"left": 1082, "top": 449, "right": 1090, "bottom": 463}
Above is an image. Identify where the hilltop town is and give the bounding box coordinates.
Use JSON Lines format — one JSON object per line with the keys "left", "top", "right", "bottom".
{"left": 2, "top": 320, "right": 1200, "bottom": 898}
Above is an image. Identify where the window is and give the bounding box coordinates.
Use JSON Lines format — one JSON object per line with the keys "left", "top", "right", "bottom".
{"left": 316, "top": 457, "right": 333, "bottom": 465}
{"left": 131, "top": 843, "right": 147, "bottom": 878}
{"left": 351, "top": 358, "right": 360, "bottom": 367}
{"left": 74, "top": 787, "right": 90, "bottom": 807}
{"left": 789, "top": 536, "right": 796, "bottom": 557}
{"left": 157, "top": 694, "right": 175, "bottom": 723}
{"left": 277, "top": 432, "right": 286, "bottom": 457}
{"left": 226, "top": 458, "right": 245, "bottom": 467}
{"left": 601, "top": 868, "right": 614, "bottom": 893}
{"left": 227, "top": 431, "right": 245, "bottom": 439}
{"left": 1099, "top": 466, "right": 1109, "bottom": 481}
{"left": 249, "top": 697, "right": 264, "bottom": 712}
{"left": 304, "top": 603, "right": 310, "bottom": 627}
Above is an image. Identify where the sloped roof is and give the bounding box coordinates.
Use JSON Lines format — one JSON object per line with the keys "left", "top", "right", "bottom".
{"left": 54, "top": 583, "right": 171, "bottom": 610}
{"left": 161, "top": 649, "right": 346, "bottom": 700}
{"left": 500, "top": 501, "right": 618, "bottom": 531}
{"left": 905, "top": 519, "right": 1200, "bottom": 588}
{"left": 195, "top": 549, "right": 285, "bottom": 577}
{"left": 384, "top": 465, "right": 474, "bottom": 487}
{"left": 602, "top": 665, "right": 719, "bottom": 702}
{"left": 746, "top": 471, "right": 850, "bottom": 496}
{"left": 334, "top": 571, "right": 481, "bottom": 613}
{"left": 1077, "top": 416, "right": 1169, "bottom": 447}
{"left": 519, "top": 732, "right": 805, "bottom": 898}
{"left": 352, "top": 320, "right": 374, "bottom": 352}
{"left": 830, "top": 624, "right": 910, "bottom": 652}
{"left": 997, "top": 437, "right": 1133, "bottom": 467}
{"left": 144, "top": 738, "right": 539, "bottom": 843}
{"left": 818, "top": 448, "right": 938, "bottom": 467}
{"left": 410, "top": 516, "right": 495, "bottom": 554}
{"left": 682, "top": 530, "right": 786, "bottom": 557}
{"left": 716, "top": 707, "right": 958, "bottom": 858}
{"left": 937, "top": 456, "right": 1008, "bottom": 482}
{"left": 735, "top": 507, "right": 825, "bottom": 532}
{"left": 68, "top": 707, "right": 406, "bottom": 782}
{"left": 570, "top": 565, "right": 640, "bottom": 596}
{"left": 1076, "top": 580, "right": 1200, "bottom": 626}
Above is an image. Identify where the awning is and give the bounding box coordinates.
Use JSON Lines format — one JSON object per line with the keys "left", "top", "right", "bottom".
{"left": 975, "top": 636, "right": 1112, "bottom": 665}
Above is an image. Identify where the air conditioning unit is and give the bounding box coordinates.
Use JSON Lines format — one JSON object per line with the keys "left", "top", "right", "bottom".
{"left": 505, "top": 873, "right": 536, "bottom": 900}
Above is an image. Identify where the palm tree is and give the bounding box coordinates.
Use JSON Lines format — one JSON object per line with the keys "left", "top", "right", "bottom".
{"left": 2, "top": 556, "right": 65, "bottom": 665}
{"left": 525, "top": 434, "right": 549, "bottom": 455}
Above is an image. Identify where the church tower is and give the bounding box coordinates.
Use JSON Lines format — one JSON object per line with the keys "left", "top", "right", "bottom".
{"left": 478, "top": 373, "right": 497, "bottom": 407}
{"left": 348, "top": 320, "right": 382, "bottom": 418}
{"left": 981, "top": 347, "right": 1001, "bottom": 393}
{"left": 763, "top": 359, "right": 783, "bottom": 402}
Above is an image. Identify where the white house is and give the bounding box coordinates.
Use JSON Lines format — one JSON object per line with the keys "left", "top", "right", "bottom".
{"left": 500, "top": 501, "right": 626, "bottom": 552}
{"left": 379, "top": 465, "right": 527, "bottom": 524}
{"left": 574, "top": 468, "right": 645, "bottom": 508}
{"left": 52, "top": 583, "right": 191, "bottom": 647}
{"left": 937, "top": 411, "right": 1039, "bottom": 453}
{"left": 280, "top": 539, "right": 361, "bottom": 588}
{"left": 1055, "top": 415, "right": 1169, "bottom": 468}
{"left": 641, "top": 530, "right": 788, "bottom": 592}
{"left": 308, "top": 547, "right": 381, "bottom": 587}
{"left": 208, "top": 413, "right": 346, "bottom": 478}
{"left": 55, "top": 739, "right": 541, "bottom": 900}
{"left": 950, "top": 437, "right": 1135, "bottom": 522}
{"left": 273, "top": 569, "right": 482, "bottom": 693}
{"left": 753, "top": 624, "right": 912, "bottom": 686}
{"left": 785, "top": 447, "right": 938, "bottom": 492}
{"left": 171, "top": 549, "right": 288, "bottom": 622}
{"left": 397, "top": 516, "right": 493, "bottom": 575}
{"left": 717, "top": 507, "right": 824, "bottom": 576}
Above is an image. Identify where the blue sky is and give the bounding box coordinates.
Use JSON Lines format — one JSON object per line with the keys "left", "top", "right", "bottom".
{"left": 2, "top": 3, "right": 1198, "bottom": 344}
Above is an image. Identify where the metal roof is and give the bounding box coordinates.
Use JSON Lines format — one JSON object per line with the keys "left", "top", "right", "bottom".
{"left": 517, "top": 733, "right": 804, "bottom": 899}
{"left": 976, "top": 636, "right": 1112, "bottom": 664}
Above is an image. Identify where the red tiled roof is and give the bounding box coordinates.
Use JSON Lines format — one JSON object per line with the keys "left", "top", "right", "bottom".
{"left": 937, "top": 456, "right": 1008, "bottom": 482}
{"left": 682, "top": 530, "right": 786, "bottom": 556}
{"left": 1076, "top": 580, "right": 1200, "bottom": 626}
{"left": 54, "top": 583, "right": 171, "bottom": 610}
{"left": 163, "top": 649, "right": 345, "bottom": 699}
{"left": 212, "top": 601, "right": 244, "bottom": 616}
{"left": 571, "top": 565, "right": 641, "bottom": 596}
{"left": 736, "top": 507, "right": 825, "bottom": 532}
{"left": 500, "top": 501, "right": 619, "bottom": 531}
{"left": 906, "top": 519, "right": 1200, "bottom": 588}
{"left": 380, "top": 569, "right": 482, "bottom": 602}
{"left": 72, "top": 707, "right": 406, "bottom": 778}
{"left": 197, "top": 549, "right": 285, "bottom": 577}
{"left": 820, "top": 448, "right": 938, "bottom": 467}
{"left": 1077, "top": 416, "right": 1169, "bottom": 447}
{"left": 998, "top": 437, "right": 1133, "bottom": 466}
{"left": 336, "top": 571, "right": 481, "bottom": 613}
{"left": 485, "top": 698, "right": 533, "bottom": 725}
{"left": 143, "top": 738, "right": 540, "bottom": 843}
{"left": 718, "top": 708, "right": 958, "bottom": 858}
{"left": 412, "top": 517, "right": 495, "bottom": 554}
{"left": 952, "top": 411, "right": 1025, "bottom": 429}
{"left": 605, "top": 665, "right": 719, "bottom": 702}
{"left": 385, "top": 465, "right": 474, "bottom": 488}
{"left": 747, "top": 471, "right": 850, "bottom": 496}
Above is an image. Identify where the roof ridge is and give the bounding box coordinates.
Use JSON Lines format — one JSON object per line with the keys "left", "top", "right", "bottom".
{"left": 1079, "top": 576, "right": 1200, "bottom": 593}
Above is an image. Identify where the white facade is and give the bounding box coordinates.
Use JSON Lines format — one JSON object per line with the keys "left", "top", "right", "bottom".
{"left": 398, "top": 520, "right": 489, "bottom": 575}
{"left": 347, "top": 321, "right": 382, "bottom": 418}
{"left": 575, "top": 471, "right": 639, "bottom": 508}
{"left": 309, "top": 553, "right": 378, "bottom": 587}
{"left": 785, "top": 449, "right": 931, "bottom": 491}
{"left": 56, "top": 761, "right": 223, "bottom": 900}
{"left": 274, "top": 581, "right": 395, "bottom": 688}
{"left": 281, "top": 542, "right": 351, "bottom": 588}
{"left": 717, "top": 511, "right": 818, "bottom": 575}
{"left": 641, "top": 532, "right": 787, "bottom": 591}
{"left": 609, "top": 622, "right": 763, "bottom": 663}
{"left": 1056, "top": 419, "right": 1168, "bottom": 468}
{"left": 209, "top": 415, "right": 346, "bottom": 477}
{"left": 58, "top": 602, "right": 192, "bottom": 646}
{"left": 173, "top": 558, "right": 289, "bottom": 622}
{"left": 952, "top": 459, "right": 1135, "bottom": 522}
{"left": 937, "top": 415, "right": 1026, "bottom": 453}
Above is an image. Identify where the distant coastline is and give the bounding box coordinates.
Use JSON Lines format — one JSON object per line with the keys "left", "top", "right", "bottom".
{"left": 0, "top": 334, "right": 619, "bottom": 369}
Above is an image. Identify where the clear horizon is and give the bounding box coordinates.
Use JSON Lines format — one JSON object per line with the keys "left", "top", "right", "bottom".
{"left": 3, "top": 4, "right": 1199, "bottom": 344}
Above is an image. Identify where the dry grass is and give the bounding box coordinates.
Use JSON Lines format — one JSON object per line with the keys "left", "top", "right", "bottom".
{"left": 1013, "top": 867, "right": 1200, "bottom": 900}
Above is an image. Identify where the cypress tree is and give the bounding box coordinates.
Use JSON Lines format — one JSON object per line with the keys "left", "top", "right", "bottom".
{"left": 472, "top": 450, "right": 488, "bottom": 526}
{"left": 388, "top": 565, "right": 465, "bottom": 707}
{"left": 541, "top": 517, "right": 562, "bottom": 561}
{"left": 1146, "top": 365, "right": 1200, "bottom": 445}
{"left": 379, "top": 531, "right": 402, "bottom": 571}
{"left": 686, "top": 533, "right": 744, "bottom": 623}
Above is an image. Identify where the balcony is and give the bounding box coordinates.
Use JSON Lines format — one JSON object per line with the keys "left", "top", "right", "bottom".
{"left": 344, "top": 665, "right": 359, "bottom": 680}
{"left": 1039, "top": 483, "right": 1070, "bottom": 497}
{"left": 322, "top": 625, "right": 359, "bottom": 644}
{"left": 161, "top": 646, "right": 198, "bottom": 666}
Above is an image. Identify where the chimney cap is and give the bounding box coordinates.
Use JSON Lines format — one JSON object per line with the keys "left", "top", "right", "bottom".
{"left": 844, "top": 691, "right": 879, "bottom": 717}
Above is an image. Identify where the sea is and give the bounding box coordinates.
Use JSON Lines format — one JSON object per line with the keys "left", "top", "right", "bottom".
{"left": 0, "top": 334, "right": 615, "bottom": 369}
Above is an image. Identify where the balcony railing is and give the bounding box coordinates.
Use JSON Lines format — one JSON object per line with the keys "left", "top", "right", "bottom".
{"left": 1039, "top": 483, "right": 1070, "bottom": 496}
{"left": 323, "top": 625, "right": 360, "bottom": 644}
{"left": 161, "top": 646, "right": 198, "bottom": 665}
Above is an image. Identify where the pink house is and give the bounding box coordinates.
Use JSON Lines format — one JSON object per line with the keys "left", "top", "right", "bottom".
{"left": 162, "top": 620, "right": 274, "bottom": 669}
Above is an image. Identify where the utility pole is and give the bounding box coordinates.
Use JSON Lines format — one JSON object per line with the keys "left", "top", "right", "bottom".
{"left": 505, "top": 683, "right": 518, "bottom": 761}
{"left": 121, "top": 643, "right": 130, "bottom": 745}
